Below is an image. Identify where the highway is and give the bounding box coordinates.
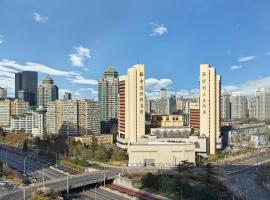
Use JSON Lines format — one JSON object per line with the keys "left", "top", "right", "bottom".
{"left": 1, "top": 170, "right": 120, "bottom": 200}
{"left": 0, "top": 145, "right": 66, "bottom": 182}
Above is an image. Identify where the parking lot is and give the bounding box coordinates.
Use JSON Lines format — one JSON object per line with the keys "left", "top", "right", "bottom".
{"left": 0, "top": 178, "right": 20, "bottom": 198}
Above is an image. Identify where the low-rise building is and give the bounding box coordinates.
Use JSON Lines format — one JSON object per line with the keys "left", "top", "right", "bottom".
{"left": 151, "top": 114, "right": 183, "bottom": 127}
{"left": 128, "top": 140, "right": 195, "bottom": 168}
{"left": 70, "top": 134, "right": 113, "bottom": 146}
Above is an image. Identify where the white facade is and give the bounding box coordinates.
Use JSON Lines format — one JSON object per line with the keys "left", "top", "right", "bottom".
{"left": 200, "top": 64, "right": 221, "bottom": 155}
{"left": 0, "top": 99, "right": 11, "bottom": 127}
{"left": 10, "top": 113, "right": 35, "bottom": 134}
{"left": 117, "top": 64, "right": 145, "bottom": 149}
{"left": 231, "top": 92, "right": 248, "bottom": 119}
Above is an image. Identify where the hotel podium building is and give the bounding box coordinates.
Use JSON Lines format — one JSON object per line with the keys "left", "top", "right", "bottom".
{"left": 200, "top": 64, "right": 221, "bottom": 155}
{"left": 117, "top": 64, "right": 145, "bottom": 149}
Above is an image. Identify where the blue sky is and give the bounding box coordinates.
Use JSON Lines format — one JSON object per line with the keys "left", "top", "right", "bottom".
{"left": 0, "top": 0, "right": 270, "bottom": 99}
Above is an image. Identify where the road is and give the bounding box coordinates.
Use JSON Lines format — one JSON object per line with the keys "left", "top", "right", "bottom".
{"left": 75, "top": 187, "right": 133, "bottom": 200}
{"left": 0, "top": 145, "right": 66, "bottom": 182}
{"left": 213, "top": 151, "right": 270, "bottom": 200}
{"left": 1, "top": 169, "right": 120, "bottom": 200}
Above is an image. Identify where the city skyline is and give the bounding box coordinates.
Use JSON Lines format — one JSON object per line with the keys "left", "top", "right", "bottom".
{"left": 1, "top": 1, "right": 270, "bottom": 99}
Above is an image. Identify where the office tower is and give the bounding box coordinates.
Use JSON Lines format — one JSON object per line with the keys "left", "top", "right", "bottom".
{"left": 231, "top": 92, "right": 248, "bottom": 119}
{"left": 0, "top": 99, "right": 11, "bottom": 126}
{"left": 160, "top": 88, "right": 167, "bottom": 99}
{"left": 37, "top": 76, "right": 58, "bottom": 108}
{"left": 10, "top": 99, "right": 29, "bottom": 115}
{"left": 176, "top": 98, "right": 183, "bottom": 112}
{"left": 63, "top": 92, "right": 72, "bottom": 100}
{"left": 168, "top": 95, "right": 177, "bottom": 114}
{"left": 221, "top": 94, "right": 231, "bottom": 120}
{"left": 98, "top": 67, "right": 118, "bottom": 134}
{"left": 200, "top": 64, "right": 221, "bottom": 155}
{"left": 15, "top": 71, "right": 38, "bottom": 106}
{"left": 117, "top": 64, "right": 145, "bottom": 149}
{"left": 46, "top": 100, "right": 100, "bottom": 136}
{"left": 0, "top": 87, "right": 7, "bottom": 98}
{"left": 159, "top": 88, "right": 168, "bottom": 114}
{"left": 78, "top": 100, "right": 100, "bottom": 135}
{"left": 189, "top": 101, "right": 200, "bottom": 129}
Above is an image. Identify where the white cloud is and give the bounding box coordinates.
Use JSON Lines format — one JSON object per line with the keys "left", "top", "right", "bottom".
{"left": 265, "top": 51, "right": 270, "bottom": 56}
{"left": 71, "top": 75, "right": 98, "bottom": 85}
{"left": 0, "top": 59, "right": 79, "bottom": 76}
{"left": 59, "top": 88, "right": 98, "bottom": 100}
{"left": 33, "top": 12, "right": 48, "bottom": 23}
{"left": 145, "top": 78, "right": 173, "bottom": 91}
{"left": 69, "top": 46, "right": 91, "bottom": 68}
{"left": 223, "top": 76, "right": 270, "bottom": 96}
{"left": 0, "top": 35, "right": 3, "bottom": 44}
{"left": 0, "top": 59, "right": 98, "bottom": 96}
{"left": 230, "top": 65, "right": 243, "bottom": 70}
{"left": 238, "top": 56, "right": 256, "bottom": 62}
{"left": 149, "top": 22, "right": 168, "bottom": 36}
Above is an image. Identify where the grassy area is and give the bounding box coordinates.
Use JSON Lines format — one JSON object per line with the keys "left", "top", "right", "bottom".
{"left": 127, "top": 166, "right": 232, "bottom": 200}
{"left": 59, "top": 159, "right": 85, "bottom": 173}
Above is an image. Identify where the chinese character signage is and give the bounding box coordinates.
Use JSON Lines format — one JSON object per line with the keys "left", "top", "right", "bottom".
{"left": 201, "top": 71, "right": 207, "bottom": 115}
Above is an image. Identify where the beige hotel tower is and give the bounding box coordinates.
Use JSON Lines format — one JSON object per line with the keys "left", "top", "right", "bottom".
{"left": 117, "top": 64, "right": 145, "bottom": 149}
{"left": 200, "top": 64, "right": 221, "bottom": 155}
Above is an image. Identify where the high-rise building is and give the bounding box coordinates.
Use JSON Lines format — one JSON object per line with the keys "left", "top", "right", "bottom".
{"left": 98, "top": 67, "right": 118, "bottom": 134}
{"left": 221, "top": 94, "right": 231, "bottom": 120}
{"left": 176, "top": 98, "right": 183, "bottom": 112}
{"left": 37, "top": 76, "right": 58, "bottom": 108}
{"left": 46, "top": 100, "right": 100, "bottom": 136}
{"left": 0, "top": 87, "right": 7, "bottom": 99}
{"left": 231, "top": 92, "right": 248, "bottom": 119}
{"left": 63, "top": 92, "right": 72, "bottom": 100}
{"left": 78, "top": 100, "right": 100, "bottom": 135}
{"left": 0, "top": 99, "right": 11, "bottom": 127}
{"left": 249, "top": 88, "right": 270, "bottom": 120}
{"left": 46, "top": 102, "right": 57, "bottom": 135}
{"left": 168, "top": 95, "right": 177, "bottom": 114}
{"left": 200, "top": 64, "right": 221, "bottom": 155}
{"left": 15, "top": 71, "right": 38, "bottom": 106}
{"left": 117, "top": 64, "right": 145, "bottom": 149}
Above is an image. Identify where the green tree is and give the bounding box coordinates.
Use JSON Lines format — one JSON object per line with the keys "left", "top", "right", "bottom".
{"left": 23, "top": 139, "right": 28, "bottom": 152}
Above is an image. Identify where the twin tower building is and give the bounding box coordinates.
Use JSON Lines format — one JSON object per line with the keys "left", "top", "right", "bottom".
{"left": 116, "top": 64, "right": 221, "bottom": 155}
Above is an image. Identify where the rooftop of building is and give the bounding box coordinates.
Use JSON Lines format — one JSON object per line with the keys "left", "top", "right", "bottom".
{"left": 130, "top": 139, "right": 194, "bottom": 146}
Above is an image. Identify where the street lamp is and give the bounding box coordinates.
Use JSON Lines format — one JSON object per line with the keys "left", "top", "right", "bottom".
{"left": 66, "top": 172, "right": 69, "bottom": 195}
{"left": 23, "top": 155, "right": 31, "bottom": 176}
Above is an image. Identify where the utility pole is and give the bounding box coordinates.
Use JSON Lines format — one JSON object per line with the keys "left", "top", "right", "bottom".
{"left": 42, "top": 165, "right": 45, "bottom": 188}
{"left": 23, "top": 187, "right": 25, "bottom": 200}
